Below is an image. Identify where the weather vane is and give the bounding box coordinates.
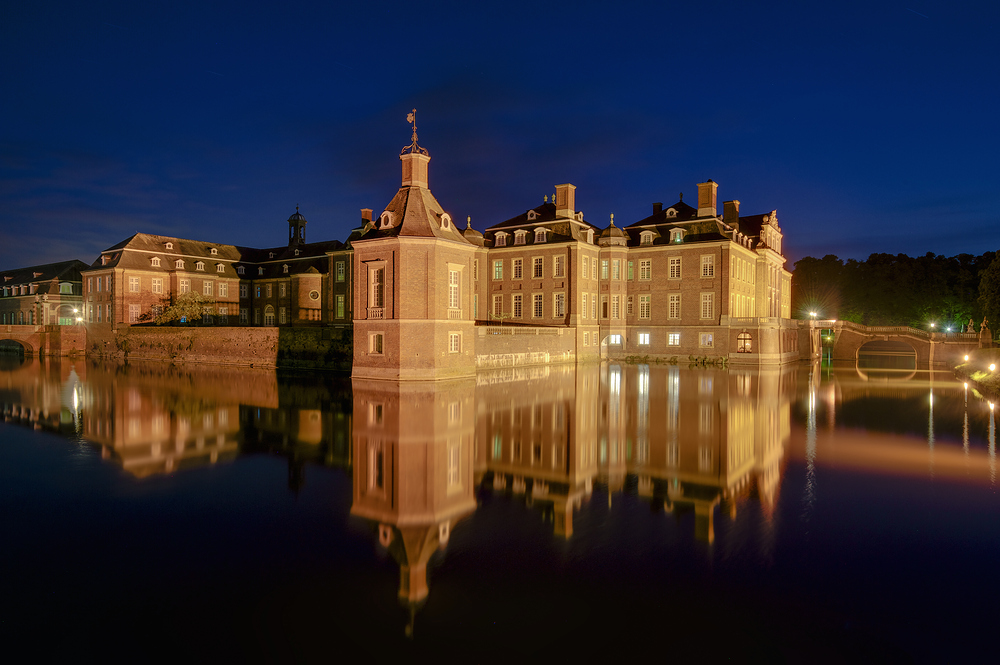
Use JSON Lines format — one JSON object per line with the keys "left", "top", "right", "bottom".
{"left": 402, "top": 108, "right": 427, "bottom": 155}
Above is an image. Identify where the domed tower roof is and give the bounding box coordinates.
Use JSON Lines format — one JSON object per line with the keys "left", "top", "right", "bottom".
{"left": 288, "top": 206, "right": 307, "bottom": 247}
{"left": 462, "top": 216, "right": 485, "bottom": 247}
{"left": 598, "top": 214, "right": 627, "bottom": 247}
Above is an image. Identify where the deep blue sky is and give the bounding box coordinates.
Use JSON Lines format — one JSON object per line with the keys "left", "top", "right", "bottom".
{"left": 2, "top": 1, "right": 998, "bottom": 270}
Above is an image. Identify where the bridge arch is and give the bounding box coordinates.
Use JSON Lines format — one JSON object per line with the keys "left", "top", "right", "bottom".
{"left": 0, "top": 339, "right": 31, "bottom": 356}
{"left": 857, "top": 339, "right": 916, "bottom": 369}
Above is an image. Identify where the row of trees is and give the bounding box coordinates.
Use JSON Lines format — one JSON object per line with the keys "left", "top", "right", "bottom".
{"left": 792, "top": 251, "right": 1000, "bottom": 330}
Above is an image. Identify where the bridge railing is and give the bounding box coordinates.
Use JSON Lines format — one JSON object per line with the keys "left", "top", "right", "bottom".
{"left": 838, "top": 321, "right": 930, "bottom": 338}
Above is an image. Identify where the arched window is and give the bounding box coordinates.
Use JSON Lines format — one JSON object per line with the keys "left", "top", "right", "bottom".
{"left": 535, "top": 228, "right": 547, "bottom": 243}
{"left": 379, "top": 211, "right": 394, "bottom": 229}
{"left": 514, "top": 231, "right": 527, "bottom": 245}
{"left": 151, "top": 257, "right": 161, "bottom": 267}
{"left": 737, "top": 332, "right": 752, "bottom": 353}
{"left": 640, "top": 231, "right": 654, "bottom": 246}
{"left": 264, "top": 305, "right": 275, "bottom": 326}
{"left": 495, "top": 233, "right": 507, "bottom": 247}
{"left": 441, "top": 213, "right": 452, "bottom": 230}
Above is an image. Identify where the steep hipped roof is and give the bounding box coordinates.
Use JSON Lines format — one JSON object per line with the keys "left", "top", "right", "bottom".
{"left": 626, "top": 199, "right": 699, "bottom": 227}
{"left": 0, "top": 259, "right": 89, "bottom": 286}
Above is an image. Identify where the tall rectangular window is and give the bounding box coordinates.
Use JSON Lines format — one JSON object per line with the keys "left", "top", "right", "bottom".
{"left": 493, "top": 294, "right": 503, "bottom": 318}
{"left": 203, "top": 281, "right": 213, "bottom": 296}
{"left": 701, "top": 255, "right": 715, "bottom": 278}
{"left": 638, "top": 332, "right": 650, "bottom": 345}
{"left": 129, "top": 277, "right": 139, "bottom": 292}
{"left": 493, "top": 260, "right": 503, "bottom": 280}
{"left": 279, "top": 283, "right": 286, "bottom": 297}
{"left": 627, "top": 296, "right": 633, "bottom": 317}
{"left": 513, "top": 258, "right": 523, "bottom": 280}
{"left": 532, "top": 257, "right": 543, "bottom": 279}
{"left": 266, "top": 284, "right": 272, "bottom": 298}
{"left": 700, "top": 332, "right": 714, "bottom": 348}
{"left": 669, "top": 257, "right": 681, "bottom": 279}
{"left": 336, "top": 261, "right": 345, "bottom": 282}
{"left": 449, "top": 333, "right": 461, "bottom": 353}
{"left": 601, "top": 260, "right": 609, "bottom": 280}
{"left": 279, "top": 307, "right": 286, "bottom": 324}
{"left": 336, "top": 295, "right": 345, "bottom": 318}
{"left": 219, "top": 282, "right": 228, "bottom": 297}
{"left": 369, "top": 333, "right": 384, "bottom": 354}
{"left": 591, "top": 294, "right": 597, "bottom": 319}
{"left": 581, "top": 294, "right": 587, "bottom": 319}
{"left": 448, "top": 270, "right": 460, "bottom": 309}
{"left": 533, "top": 293, "right": 543, "bottom": 318}
{"left": 582, "top": 257, "right": 589, "bottom": 279}
{"left": 129, "top": 304, "right": 139, "bottom": 323}
{"left": 611, "top": 295, "right": 620, "bottom": 319}
{"left": 219, "top": 307, "right": 228, "bottom": 324}
{"left": 669, "top": 294, "right": 681, "bottom": 319}
{"left": 180, "top": 279, "right": 190, "bottom": 294}
{"left": 513, "top": 294, "right": 522, "bottom": 318}
{"left": 152, "top": 278, "right": 163, "bottom": 294}
{"left": 601, "top": 295, "right": 609, "bottom": 319}
{"left": 639, "top": 295, "right": 650, "bottom": 319}
{"left": 592, "top": 258, "right": 598, "bottom": 279}
{"left": 612, "top": 260, "right": 620, "bottom": 280}
{"left": 554, "top": 293, "right": 565, "bottom": 317}
{"left": 640, "top": 260, "right": 651, "bottom": 280}
{"left": 370, "top": 267, "right": 384, "bottom": 308}
{"left": 668, "top": 332, "right": 680, "bottom": 346}
{"left": 554, "top": 256, "right": 565, "bottom": 278}
{"left": 240, "top": 284, "right": 248, "bottom": 298}
{"left": 701, "top": 292, "right": 714, "bottom": 319}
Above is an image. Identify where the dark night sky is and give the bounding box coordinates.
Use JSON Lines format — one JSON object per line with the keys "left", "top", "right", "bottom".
{"left": 2, "top": 1, "right": 998, "bottom": 270}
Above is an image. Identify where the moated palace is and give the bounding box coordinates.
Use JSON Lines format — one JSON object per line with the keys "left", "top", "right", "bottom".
{"left": 0, "top": 117, "right": 800, "bottom": 376}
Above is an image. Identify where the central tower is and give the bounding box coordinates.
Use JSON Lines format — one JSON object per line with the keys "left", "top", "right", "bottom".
{"left": 351, "top": 111, "right": 480, "bottom": 381}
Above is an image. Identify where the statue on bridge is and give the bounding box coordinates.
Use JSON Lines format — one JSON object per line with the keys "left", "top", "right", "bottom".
{"left": 967, "top": 318, "right": 976, "bottom": 333}
{"left": 980, "top": 317, "right": 992, "bottom": 349}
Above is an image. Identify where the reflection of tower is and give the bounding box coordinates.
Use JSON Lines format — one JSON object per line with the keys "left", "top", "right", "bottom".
{"left": 350, "top": 378, "right": 477, "bottom": 631}
{"left": 477, "top": 364, "right": 596, "bottom": 538}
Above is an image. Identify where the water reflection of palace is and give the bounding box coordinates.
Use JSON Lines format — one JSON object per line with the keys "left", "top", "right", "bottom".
{"left": 474, "top": 363, "right": 794, "bottom": 542}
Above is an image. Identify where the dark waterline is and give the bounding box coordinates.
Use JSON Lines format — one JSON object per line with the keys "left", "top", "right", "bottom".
{"left": 1, "top": 358, "right": 998, "bottom": 662}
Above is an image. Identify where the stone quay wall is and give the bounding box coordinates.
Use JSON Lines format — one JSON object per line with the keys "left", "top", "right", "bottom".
{"left": 474, "top": 326, "right": 577, "bottom": 369}
{"left": 87, "top": 326, "right": 352, "bottom": 370}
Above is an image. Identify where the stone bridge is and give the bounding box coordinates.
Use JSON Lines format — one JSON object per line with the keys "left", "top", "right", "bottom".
{"left": 0, "top": 324, "right": 87, "bottom": 357}
{"left": 800, "top": 319, "right": 989, "bottom": 366}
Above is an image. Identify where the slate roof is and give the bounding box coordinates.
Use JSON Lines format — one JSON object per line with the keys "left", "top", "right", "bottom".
{"left": 485, "top": 202, "right": 599, "bottom": 247}
{"left": 358, "top": 185, "right": 470, "bottom": 244}
{"left": 0, "top": 259, "right": 89, "bottom": 290}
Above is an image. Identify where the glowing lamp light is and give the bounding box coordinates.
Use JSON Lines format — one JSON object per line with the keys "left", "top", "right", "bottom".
{"left": 929, "top": 322, "right": 936, "bottom": 329}
{"left": 965, "top": 355, "right": 970, "bottom": 362}
{"left": 990, "top": 364, "right": 997, "bottom": 372}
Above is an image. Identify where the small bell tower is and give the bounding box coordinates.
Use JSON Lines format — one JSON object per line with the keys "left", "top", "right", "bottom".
{"left": 288, "top": 206, "right": 307, "bottom": 247}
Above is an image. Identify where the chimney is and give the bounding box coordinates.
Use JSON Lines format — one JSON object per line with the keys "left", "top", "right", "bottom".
{"left": 723, "top": 200, "right": 740, "bottom": 229}
{"left": 653, "top": 202, "right": 663, "bottom": 215}
{"left": 555, "top": 183, "right": 576, "bottom": 218}
{"left": 697, "top": 180, "right": 718, "bottom": 217}
{"left": 361, "top": 208, "right": 373, "bottom": 223}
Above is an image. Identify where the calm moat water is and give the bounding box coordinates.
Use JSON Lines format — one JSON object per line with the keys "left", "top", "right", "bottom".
{"left": 1, "top": 356, "right": 997, "bottom": 662}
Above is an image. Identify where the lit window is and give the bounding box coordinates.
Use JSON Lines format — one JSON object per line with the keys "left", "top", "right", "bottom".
{"left": 670, "top": 229, "right": 684, "bottom": 243}
{"left": 336, "top": 261, "right": 345, "bottom": 282}
{"left": 699, "top": 332, "right": 714, "bottom": 348}
{"left": 336, "top": 295, "right": 345, "bottom": 318}
{"left": 601, "top": 260, "right": 609, "bottom": 280}
{"left": 668, "top": 333, "right": 680, "bottom": 346}
{"left": 639, "top": 333, "right": 650, "bottom": 345}
{"left": 612, "top": 260, "right": 620, "bottom": 280}
{"left": 669, "top": 294, "right": 680, "bottom": 319}
{"left": 701, "top": 255, "right": 715, "bottom": 278}
{"left": 493, "top": 260, "right": 503, "bottom": 280}
{"left": 582, "top": 257, "right": 589, "bottom": 279}
{"left": 737, "top": 332, "right": 752, "bottom": 353}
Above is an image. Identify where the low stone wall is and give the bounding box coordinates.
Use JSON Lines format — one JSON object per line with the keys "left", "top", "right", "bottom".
{"left": 88, "top": 326, "right": 352, "bottom": 370}
{"left": 474, "top": 326, "right": 576, "bottom": 369}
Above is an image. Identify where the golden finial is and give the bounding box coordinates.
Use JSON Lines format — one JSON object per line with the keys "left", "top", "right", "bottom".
{"left": 466, "top": 215, "right": 472, "bottom": 229}
{"left": 610, "top": 213, "right": 615, "bottom": 226}
{"left": 544, "top": 195, "right": 548, "bottom": 203}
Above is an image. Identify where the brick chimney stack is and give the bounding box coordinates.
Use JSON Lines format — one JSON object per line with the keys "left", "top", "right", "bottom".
{"left": 723, "top": 200, "right": 740, "bottom": 229}
{"left": 697, "top": 180, "right": 718, "bottom": 217}
{"left": 555, "top": 183, "right": 576, "bottom": 218}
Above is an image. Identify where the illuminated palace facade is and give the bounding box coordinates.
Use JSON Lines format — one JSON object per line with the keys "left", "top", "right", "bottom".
{"left": 73, "top": 123, "right": 794, "bottom": 375}
{"left": 353, "top": 128, "right": 795, "bottom": 380}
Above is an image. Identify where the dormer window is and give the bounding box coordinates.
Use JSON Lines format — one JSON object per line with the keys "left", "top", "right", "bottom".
{"left": 441, "top": 213, "right": 452, "bottom": 230}
{"left": 101, "top": 256, "right": 109, "bottom": 266}
{"left": 237, "top": 266, "right": 245, "bottom": 275}
{"left": 195, "top": 261, "right": 205, "bottom": 271}
{"left": 670, "top": 229, "right": 685, "bottom": 243}
{"left": 165, "top": 242, "right": 174, "bottom": 250}
{"left": 586, "top": 229, "right": 594, "bottom": 244}
{"left": 379, "top": 211, "right": 394, "bottom": 229}
{"left": 535, "top": 228, "right": 547, "bottom": 243}
{"left": 151, "top": 257, "right": 161, "bottom": 267}
{"left": 666, "top": 208, "right": 677, "bottom": 218}
{"left": 294, "top": 249, "right": 300, "bottom": 256}
{"left": 210, "top": 248, "right": 218, "bottom": 255}
{"left": 283, "top": 264, "right": 289, "bottom": 274}
{"left": 268, "top": 252, "right": 274, "bottom": 259}
{"left": 216, "top": 263, "right": 225, "bottom": 273}
{"left": 514, "top": 230, "right": 527, "bottom": 245}
{"left": 258, "top": 267, "right": 264, "bottom": 276}
{"left": 495, "top": 233, "right": 507, "bottom": 247}
{"left": 527, "top": 210, "right": 538, "bottom": 221}
{"left": 175, "top": 259, "right": 184, "bottom": 269}
{"left": 640, "top": 231, "right": 654, "bottom": 246}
